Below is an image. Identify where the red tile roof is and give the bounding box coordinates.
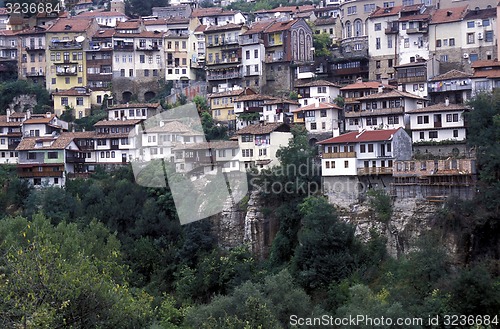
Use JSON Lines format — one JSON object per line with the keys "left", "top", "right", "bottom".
{"left": 296, "top": 79, "right": 340, "bottom": 88}
{"left": 357, "top": 89, "right": 425, "bottom": 100}
{"left": 191, "top": 7, "right": 226, "bottom": 17}
{"left": 16, "top": 135, "right": 76, "bottom": 151}
{"left": 264, "top": 19, "right": 298, "bottom": 33}
{"left": 114, "top": 30, "right": 164, "bottom": 38}
{"left": 92, "top": 29, "right": 115, "bottom": 38}
{"left": 194, "top": 24, "right": 207, "bottom": 33}
{"left": 205, "top": 23, "right": 244, "bottom": 33}
{"left": 78, "top": 10, "right": 128, "bottom": 17}
{"left": 47, "top": 17, "right": 94, "bottom": 33}
{"left": 242, "top": 20, "right": 275, "bottom": 35}
{"left": 369, "top": 5, "right": 403, "bottom": 18}
{"left": 408, "top": 103, "right": 468, "bottom": 113}
{"left": 0, "top": 115, "right": 23, "bottom": 127}
{"left": 53, "top": 87, "right": 91, "bottom": 96}
{"left": 256, "top": 5, "right": 315, "bottom": 14}
{"left": 471, "top": 59, "right": 500, "bottom": 69}
{"left": 236, "top": 122, "right": 290, "bottom": 135}
{"left": 116, "top": 20, "right": 141, "bottom": 30}
{"left": 429, "top": 5, "right": 468, "bottom": 24}
{"left": 429, "top": 69, "right": 471, "bottom": 81}
{"left": 318, "top": 128, "right": 401, "bottom": 144}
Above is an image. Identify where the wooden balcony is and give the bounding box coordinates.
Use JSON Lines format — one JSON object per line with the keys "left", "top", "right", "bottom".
{"left": 323, "top": 151, "right": 356, "bottom": 159}
{"left": 357, "top": 167, "right": 393, "bottom": 175}
{"left": 18, "top": 170, "right": 64, "bottom": 178}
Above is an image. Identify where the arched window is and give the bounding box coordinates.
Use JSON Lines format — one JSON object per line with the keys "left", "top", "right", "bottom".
{"left": 354, "top": 19, "right": 363, "bottom": 37}
{"left": 345, "top": 21, "right": 352, "bottom": 38}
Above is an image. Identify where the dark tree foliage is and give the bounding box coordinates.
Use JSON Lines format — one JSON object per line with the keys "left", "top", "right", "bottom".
{"left": 125, "top": 0, "right": 168, "bottom": 17}
{"left": 291, "top": 196, "right": 361, "bottom": 290}
{"left": 466, "top": 90, "right": 500, "bottom": 212}
{"left": 0, "top": 80, "right": 51, "bottom": 114}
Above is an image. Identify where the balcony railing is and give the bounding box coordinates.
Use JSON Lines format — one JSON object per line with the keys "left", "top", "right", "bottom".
{"left": 323, "top": 151, "right": 356, "bottom": 159}
{"left": 136, "top": 45, "right": 160, "bottom": 51}
{"left": 406, "top": 27, "right": 428, "bottom": 34}
{"left": 49, "top": 42, "right": 82, "bottom": 50}
{"left": 207, "top": 72, "right": 242, "bottom": 80}
{"left": 26, "top": 45, "right": 45, "bottom": 51}
{"left": 357, "top": 167, "right": 393, "bottom": 175}
{"left": 26, "top": 71, "right": 45, "bottom": 77}
{"left": 385, "top": 26, "right": 398, "bottom": 34}
{"left": 265, "top": 56, "right": 284, "bottom": 63}
{"left": 18, "top": 170, "right": 64, "bottom": 178}
{"left": 114, "top": 44, "right": 134, "bottom": 51}
{"left": 240, "top": 37, "right": 260, "bottom": 45}
{"left": 65, "top": 156, "right": 85, "bottom": 163}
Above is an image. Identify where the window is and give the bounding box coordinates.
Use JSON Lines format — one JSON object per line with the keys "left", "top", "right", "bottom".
{"left": 368, "top": 144, "right": 374, "bottom": 152}
{"left": 241, "top": 134, "right": 253, "bottom": 142}
{"left": 376, "top": 37, "right": 381, "bottom": 49}
{"left": 347, "top": 6, "right": 357, "bottom": 15}
{"left": 386, "top": 143, "right": 391, "bottom": 152}
{"left": 440, "top": 55, "right": 448, "bottom": 62}
{"left": 469, "top": 53, "right": 479, "bottom": 62}
{"left": 354, "top": 20, "right": 362, "bottom": 36}
{"left": 449, "top": 38, "right": 455, "bottom": 46}
{"left": 144, "top": 69, "right": 150, "bottom": 77}
{"left": 388, "top": 59, "right": 393, "bottom": 67}
{"left": 404, "top": 38, "right": 409, "bottom": 48}
{"left": 387, "top": 36, "right": 393, "bottom": 49}
{"left": 376, "top": 60, "right": 381, "bottom": 68}
{"left": 419, "top": 132, "right": 425, "bottom": 139}
{"left": 364, "top": 3, "right": 375, "bottom": 13}
{"left": 320, "top": 110, "right": 327, "bottom": 117}
{"left": 28, "top": 152, "right": 36, "bottom": 159}
{"left": 259, "top": 149, "right": 267, "bottom": 156}
{"left": 254, "top": 49, "right": 258, "bottom": 58}
{"left": 317, "top": 86, "right": 326, "bottom": 93}
{"left": 65, "top": 77, "right": 70, "bottom": 84}
{"left": 242, "top": 149, "right": 253, "bottom": 157}
{"left": 467, "top": 33, "right": 475, "bottom": 44}
{"left": 429, "top": 131, "right": 438, "bottom": 139}
{"left": 140, "top": 55, "right": 145, "bottom": 63}
{"left": 61, "top": 97, "right": 69, "bottom": 106}
{"left": 482, "top": 19, "right": 490, "bottom": 27}
{"left": 245, "top": 50, "right": 250, "bottom": 59}
{"left": 47, "top": 151, "right": 58, "bottom": 159}
{"left": 325, "top": 161, "right": 330, "bottom": 169}
{"left": 360, "top": 144, "right": 366, "bottom": 153}
{"left": 485, "top": 31, "right": 494, "bottom": 42}
{"left": 310, "top": 123, "right": 317, "bottom": 130}
{"left": 436, "top": 40, "right": 442, "bottom": 47}
{"left": 344, "top": 160, "right": 349, "bottom": 168}
{"left": 129, "top": 69, "right": 133, "bottom": 77}
{"left": 467, "top": 21, "right": 475, "bottom": 28}
{"left": 453, "top": 129, "right": 459, "bottom": 138}
{"left": 120, "top": 69, "right": 125, "bottom": 77}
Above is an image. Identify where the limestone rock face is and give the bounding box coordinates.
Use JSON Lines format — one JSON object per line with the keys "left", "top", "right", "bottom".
{"left": 211, "top": 194, "right": 246, "bottom": 250}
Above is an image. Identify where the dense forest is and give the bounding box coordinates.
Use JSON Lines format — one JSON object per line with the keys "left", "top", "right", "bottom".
{"left": 0, "top": 91, "right": 498, "bottom": 327}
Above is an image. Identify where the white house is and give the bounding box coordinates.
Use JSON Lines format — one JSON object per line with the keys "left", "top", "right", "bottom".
{"left": 261, "top": 99, "right": 300, "bottom": 123}
{"left": 173, "top": 140, "right": 240, "bottom": 174}
{"left": 291, "top": 102, "right": 342, "bottom": 135}
{"left": 295, "top": 80, "right": 341, "bottom": 107}
{"left": 318, "top": 127, "right": 413, "bottom": 177}
{"left": 236, "top": 122, "right": 292, "bottom": 171}
{"left": 107, "top": 103, "right": 161, "bottom": 120}
{"left": 409, "top": 102, "right": 468, "bottom": 143}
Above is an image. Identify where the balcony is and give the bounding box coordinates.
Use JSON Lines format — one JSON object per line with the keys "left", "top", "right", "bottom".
{"left": 18, "top": 170, "right": 64, "bottom": 178}
{"left": 65, "top": 155, "right": 85, "bottom": 163}
{"left": 240, "top": 37, "right": 260, "bottom": 45}
{"left": 136, "top": 45, "right": 160, "bottom": 51}
{"left": 56, "top": 66, "right": 78, "bottom": 76}
{"left": 357, "top": 167, "right": 393, "bottom": 175}
{"left": 406, "top": 27, "right": 428, "bottom": 34}
{"left": 49, "top": 41, "right": 83, "bottom": 50}
{"left": 26, "top": 45, "right": 45, "bottom": 51}
{"left": 26, "top": 71, "right": 45, "bottom": 77}
{"left": 265, "top": 56, "right": 284, "bottom": 63}
{"left": 114, "top": 44, "right": 134, "bottom": 51}
{"left": 385, "top": 26, "right": 398, "bottom": 34}
{"left": 206, "top": 71, "right": 242, "bottom": 80}
{"left": 323, "top": 151, "right": 356, "bottom": 159}
{"left": 206, "top": 57, "right": 241, "bottom": 66}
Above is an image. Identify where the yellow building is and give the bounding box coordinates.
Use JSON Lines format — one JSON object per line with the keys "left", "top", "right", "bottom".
{"left": 45, "top": 17, "right": 99, "bottom": 93}
{"left": 52, "top": 87, "right": 92, "bottom": 118}
{"left": 208, "top": 88, "right": 255, "bottom": 129}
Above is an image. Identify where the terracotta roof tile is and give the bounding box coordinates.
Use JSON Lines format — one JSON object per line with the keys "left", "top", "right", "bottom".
{"left": 471, "top": 59, "right": 500, "bottom": 68}
{"left": 256, "top": 5, "right": 315, "bottom": 14}
{"left": 464, "top": 7, "right": 496, "bottom": 20}
{"left": 236, "top": 94, "right": 278, "bottom": 102}
{"left": 47, "top": 17, "right": 94, "bottom": 33}
{"left": 114, "top": 30, "right": 165, "bottom": 38}
{"left": 78, "top": 10, "right": 128, "bottom": 17}
{"left": 16, "top": 133, "right": 76, "bottom": 151}
{"left": 263, "top": 99, "right": 300, "bottom": 106}
{"left": 318, "top": 128, "right": 401, "bottom": 144}
{"left": 429, "top": 69, "right": 472, "bottom": 81}
{"left": 205, "top": 23, "right": 244, "bottom": 33}
{"left": 369, "top": 5, "right": 403, "bottom": 18}
{"left": 236, "top": 122, "right": 290, "bottom": 135}
{"left": 24, "top": 114, "right": 57, "bottom": 125}
{"left": 264, "top": 19, "right": 298, "bottom": 33}
{"left": 242, "top": 20, "right": 275, "bottom": 35}
{"left": 408, "top": 103, "right": 468, "bottom": 113}
{"left": 143, "top": 18, "right": 167, "bottom": 25}
{"left": 145, "top": 121, "right": 203, "bottom": 135}
{"left": 194, "top": 24, "right": 207, "bottom": 33}
{"left": 0, "top": 115, "right": 23, "bottom": 126}
{"left": 429, "top": 5, "right": 468, "bottom": 24}
{"left": 116, "top": 20, "right": 141, "bottom": 29}
{"left": 208, "top": 89, "right": 246, "bottom": 98}
{"left": 92, "top": 29, "right": 115, "bottom": 38}
{"left": 314, "top": 17, "right": 337, "bottom": 26}
{"left": 472, "top": 70, "right": 500, "bottom": 79}
{"left": 53, "top": 87, "right": 91, "bottom": 96}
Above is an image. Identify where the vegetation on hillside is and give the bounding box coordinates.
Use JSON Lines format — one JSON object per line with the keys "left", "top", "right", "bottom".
{"left": 0, "top": 92, "right": 498, "bottom": 327}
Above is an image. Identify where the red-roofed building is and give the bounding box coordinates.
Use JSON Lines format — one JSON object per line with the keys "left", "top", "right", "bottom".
{"left": 318, "top": 128, "right": 412, "bottom": 206}
{"left": 86, "top": 28, "right": 114, "bottom": 106}
{"left": 292, "top": 102, "right": 342, "bottom": 135}
{"left": 191, "top": 8, "right": 245, "bottom": 27}
{"left": 17, "top": 26, "right": 47, "bottom": 86}
{"left": 77, "top": 10, "right": 128, "bottom": 27}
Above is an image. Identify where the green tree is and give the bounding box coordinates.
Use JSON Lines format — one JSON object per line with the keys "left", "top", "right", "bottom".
{"left": 291, "top": 196, "right": 361, "bottom": 290}
{"left": 0, "top": 215, "right": 153, "bottom": 328}
{"left": 313, "top": 33, "right": 333, "bottom": 57}
{"left": 0, "top": 80, "right": 51, "bottom": 114}
{"left": 125, "top": 0, "right": 169, "bottom": 17}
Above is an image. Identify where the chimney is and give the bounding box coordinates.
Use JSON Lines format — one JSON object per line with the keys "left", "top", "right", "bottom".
{"left": 381, "top": 76, "right": 389, "bottom": 86}
{"left": 46, "top": 112, "right": 52, "bottom": 118}
{"left": 27, "top": 109, "right": 31, "bottom": 119}
{"left": 445, "top": 97, "right": 449, "bottom": 106}
{"left": 378, "top": 85, "right": 384, "bottom": 93}
{"left": 6, "top": 109, "right": 11, "bottom": 122}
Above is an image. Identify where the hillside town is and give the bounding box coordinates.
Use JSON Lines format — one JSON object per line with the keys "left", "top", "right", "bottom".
{"left": 0, "top": 0, "right": 496, "bottom": 206}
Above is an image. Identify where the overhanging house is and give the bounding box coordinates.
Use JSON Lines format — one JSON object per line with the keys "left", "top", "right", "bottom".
{"left": 318, "top": 128, "right": 412, "bottom": 207}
